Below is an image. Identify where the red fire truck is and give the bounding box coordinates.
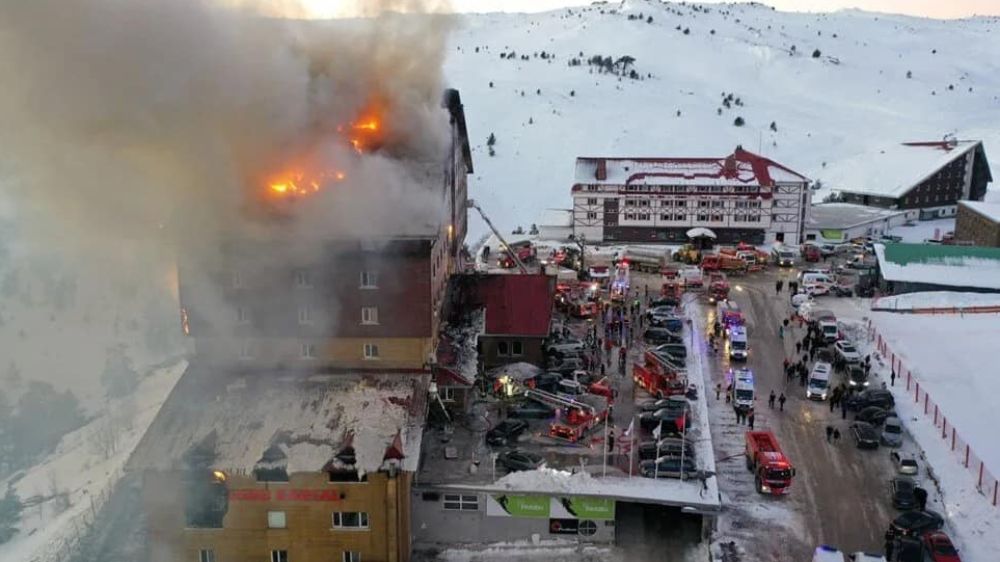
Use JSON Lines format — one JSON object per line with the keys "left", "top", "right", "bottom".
{"left": 708, "top": 272, "right": 730, "bottom": 303}
{"left": 633, "top": 350, "right": 687, "bottom": 399}
{"left": 745, "top": 430, "right": 796, "bottom": 495}
{"left": 525, "top": 389, "right": 608, "bottom": 443}
{"left": 498, "top": 241, "right": 536, "bottom": 268}
{"left": 700, "top": 254, "right": 747, "bottom": 273}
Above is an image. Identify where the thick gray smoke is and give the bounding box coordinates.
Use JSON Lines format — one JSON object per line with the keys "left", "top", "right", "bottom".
{"left": 0, "top": 0, "right": 456, "bottom": 399}
{"left": 0, "top": 0, "right": 455, "bottom": 255}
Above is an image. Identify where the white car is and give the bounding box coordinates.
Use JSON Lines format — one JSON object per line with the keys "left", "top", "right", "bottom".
{"left": 834, "top": 341, "right": 861, "bottom": 363}
{"left": 802, "top": 282, "right": 831, "bottom": 296}
{"left": 545, "top": 340, "right": 584, "bottom": 356}
{"left": 791, "top": 292, "right": 814, "bottom": 309}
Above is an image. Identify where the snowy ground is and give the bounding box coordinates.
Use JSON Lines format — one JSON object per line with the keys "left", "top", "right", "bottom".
{"left": 0, "top": 360, "right": 186, "bottom": 562}
{"left": 445, "top": 1, "right": 1000, "bottom": 238}
{"left": 887, "top": 218, "right": 955, "bottom": 244}
{"left": 872, "top": 291, "right": 1000, "bottom": 311}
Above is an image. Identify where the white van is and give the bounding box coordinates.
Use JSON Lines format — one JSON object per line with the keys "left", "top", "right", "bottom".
{"left": 772, "top": 247, "right": 797, "bottom": 267}
{"left": 801, "top": 272, "right": 835, "bottom": 286}
{"left": 731, "top": 368, "right": 755, "bottom": 410}
{"left": 812, "top": 545, "right": 847, "bottom": 562}
{"left": 806, "top": 362, "right": 832, "bottom": 401}
{"left": 728, "top": 325, "right": 749, "bottom": 361}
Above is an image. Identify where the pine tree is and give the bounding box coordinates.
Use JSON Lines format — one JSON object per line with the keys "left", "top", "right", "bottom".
{"left": 733, "top": 116, "right": 745, "bottom": 127}
{"left": 0, "top": 488, "right": 23, "bottom": 544}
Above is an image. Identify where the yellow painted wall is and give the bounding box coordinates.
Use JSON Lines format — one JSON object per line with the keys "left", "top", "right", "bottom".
{"left": 197, "top": 336, "right": 432, "bottom": 370}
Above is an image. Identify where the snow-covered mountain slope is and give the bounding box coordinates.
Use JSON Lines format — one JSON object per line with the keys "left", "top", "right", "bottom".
{"left": 444, "top": 0, "right": 1000, "bottom": 236}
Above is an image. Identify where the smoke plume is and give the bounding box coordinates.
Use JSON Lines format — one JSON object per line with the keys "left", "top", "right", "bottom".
{"left": 0, "top": 0, "right": 456, "bottom": 255}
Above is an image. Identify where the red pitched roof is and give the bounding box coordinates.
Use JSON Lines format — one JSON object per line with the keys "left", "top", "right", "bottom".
{"left": 477, "top": 274, "right": 554, "bottom": 337}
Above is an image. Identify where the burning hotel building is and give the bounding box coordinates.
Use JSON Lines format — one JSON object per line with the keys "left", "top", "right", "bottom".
{"left": 131, "top": 89, "right": 473, "bottom": 562}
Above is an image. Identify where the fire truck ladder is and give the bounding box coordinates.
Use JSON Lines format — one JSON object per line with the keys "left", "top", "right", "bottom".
{"left": 468, "top": 199, "right": 529, "bottom": 274}
{"left": 524, "top": 388, "right": 595, "bottom": 416}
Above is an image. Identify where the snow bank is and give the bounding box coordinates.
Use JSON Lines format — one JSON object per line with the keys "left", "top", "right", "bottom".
{"left": 873, "top": 291, "right": 1000, "bottom": 311}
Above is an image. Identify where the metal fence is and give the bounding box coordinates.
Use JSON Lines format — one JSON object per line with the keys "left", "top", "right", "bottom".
{"left": 869, "top": 323, "right": 999, "bottom": 507}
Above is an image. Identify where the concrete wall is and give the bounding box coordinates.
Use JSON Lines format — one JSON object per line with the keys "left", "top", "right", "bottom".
{"left": 410, "top": 489, "right": 615, "bottom": 546}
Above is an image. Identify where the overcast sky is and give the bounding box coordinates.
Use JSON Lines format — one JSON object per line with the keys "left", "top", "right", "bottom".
{"left": 445, "top": 0, "right": 1000, "bottom": 18}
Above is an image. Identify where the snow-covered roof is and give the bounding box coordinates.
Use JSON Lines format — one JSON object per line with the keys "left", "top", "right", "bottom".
{"left": 873, "top": 291, "right": 1000, "bottom": 312}
{"left": 874, "top": 243, "right": 1000, "bottom": 290}
{"left": 822, "top": 140, "right": 982, "bottom": 199}
{"left": 959, "top": 200, "right": 1000, "bottom": 223}
{"left": 806, "top": 203, "right": 907, "bottom": 230}
{"left": 130, "top": 372, "right": 429, "bottom": 475}
{"left": 573, "top": 147, "right": 808, "bottom": 188}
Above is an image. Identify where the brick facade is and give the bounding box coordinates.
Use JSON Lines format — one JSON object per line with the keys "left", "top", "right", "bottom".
{"left": 955, "top": 203, "right": 1000, "bottom": 247}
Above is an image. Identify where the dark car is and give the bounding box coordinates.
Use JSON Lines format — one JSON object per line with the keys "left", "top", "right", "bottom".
{"left": 497, "top": 449, "right": 544, "bottom": 472}
{"left": 894, "top": 536, "right": 925, "bottom": 562}
{"left": 846, "top": 365, "right": 869, "bottom": 389}
{"left": 639, "top": 408, "right": 689, "bottom": 433}
{"left": 637, "top": 437, "right": 696, "bottom": 461}
{"left": 637, "top": 395, "right": 690, "bottom": 414}
{"left": 890, "top": 476, "right": 917, "bottom": 510}
{"left": 890, "top": 510, "right": 944, "bottom": 537}
{"left": 650, "top": 316, "right": 684, "bottom": 332}
{"left": 644, "top": 327, "right": 683, "bottom": 344}
{"left": 847, "top": 388, "right": 895, "bottom": 411}
{"left": 639, "top": 456, "right": 697, "bottom": 479}
{"left": 649, "top": 297, "right": 679, "bottom": 308}
{"left": 654, "top": 343, "right": 687, "bottom": 360}
{"left": 831, "top": 284, "right": 854, "bottom": 297}
{"left": 530, "top": 372, "right": 563, "bottom": 393}
{"left": 509, "top": 401, "right": 555, "bottom": 420}
{"left": 856, "top": 406, "right": 894, "bottom": 426}
{"left": 646, "top": 304, "right": 677, "bottom": 318}
{"left": 850, "top": 421, "right": 880, "bottom": 449}
{"left": 486, "top": 419, "right": 529, "bottom": 447}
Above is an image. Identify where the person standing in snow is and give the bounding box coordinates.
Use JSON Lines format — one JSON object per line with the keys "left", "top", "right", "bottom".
{"left": 890, "top": 370, "right": 896, "bottom": 386}
{"left": 747, "top": 410, "right": 756, "bottom": 430}
{"left": 716, "top": 383, "right": 722, "bottom": 400}
{"left": 832, "top": 428, "right": 841, "bottom": 444}
{"left": 778, "top": 393, "right": 786, "bottom": 411}
{"left": 825, "top": 425, "right": 834, "bottom": 443}
{"left": 768, "top": 390, "right": 776, "bottom": 409}
{"left": 775, "top": 279, "right": 783, "bottom": 294}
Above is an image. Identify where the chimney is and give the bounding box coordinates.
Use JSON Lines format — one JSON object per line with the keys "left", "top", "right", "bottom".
{"left": 595, "top": 159, "right": 607, "bottom": 181}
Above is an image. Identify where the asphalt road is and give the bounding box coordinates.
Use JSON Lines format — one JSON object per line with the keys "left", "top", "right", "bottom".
{"left": 706, "top": 269, "right": 898, "bottom": 559}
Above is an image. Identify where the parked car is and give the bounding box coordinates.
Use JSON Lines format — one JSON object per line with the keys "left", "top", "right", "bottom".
{"left": 638, "top": 456, "right": 697, "bottom": 479}
{"left": 850, "top": 421, "right": 880, "bottom": 449}
{"left": 791, "top": 292, "right": 814, "bottom": 309}
{"left": 547, "top": 356, "right": 585, "bottom": 375}
{"left": 650, "top": 315, "right": 684, "bottom": 332}
{"left": 497, "top": 449, "right": 544, "bottom": 472}
{"left": 486, "top": 419, "right": 528, "bottom": 446}
{"left": 891, "top": 451, "right": 919, "bottom": 475}
{"left": 637, "top": 437, "right": 695, "bottom": 461}
{"left": 644, "top": 327, "right": 683, "bottom": 344}
{"left": 846, "top": 364, "right": 869, "bottom": 389}
{"left": 654, "top": 343, "right": 687, "bottom": 360}
{"left": 639, "top": 408, "right": 688, "bottom": 433}
{"left": 881, "top": 416, "right": 904, "bottom": 447}
{"left": 649, "top": 298, "right": 678, "bottom": 309}
{"left": 920, "top": 531, "right": 962, "bottom": 562}
{"left": 846, "top": 389, "right": 895, "bottom": 411}
{"left": 890, "top": 510, "right": 943, "bottom": 537}
{"left": 530, "top": 372, "right": 563, "bottom": 393}
{"left": 834, "top": 341, "right": 861, "bottom": 364}
{"left": 638, "top": 396, "right": 690, "bottom": 414}
{"left": 646, "top": 305, "right": 677, "bottom": 319}
{"left": 831, "top": 284, "right": 855, "bottom": 297}
{"left": 544, "top": 339, "right": 585, "bottom": 357}
{"left": 856, "top": 406, "right": 894, "bottom": 426}
{"left": 818, "top": 244, "right": 838, "bottom": 257}
{"left": 890, "top": 476, "right": 917, "bottom": 510}
{"left": 509, "top": 401, "right": 556, "bottom": 419}
{"left": 893, "top": 537, "right": 925, "bottom": 562}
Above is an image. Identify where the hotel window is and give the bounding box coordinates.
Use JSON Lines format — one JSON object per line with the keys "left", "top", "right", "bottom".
{"left": 199, "top": 550, "right": 216, "bottom": 562}
{"left": 733, "top": 215, "right": 745, "bottom": 223}
{"left": 497, "top": 341, "right": 510, "bottom": 356}
{"left": 267, "top": 511, "right": 287, "bottom": 529}
{"left": 673, "top": 213, "right": 685, "bottom": 221}
{"left": 441, "top": 387, "right": 456, "bottom": 402}
{"left": 638, "top": 200, "right": 650, "bottom": 207}
{"left": 239, "top": 340, "right": 254, "bottom": 360}
{"left": 624, "top": 213, "right": 637, "bottom": 220}
{"left": 271, "top": 551, "right": 288, "bottom": 562}
{"left": 659, "top": 213, "right": 671, "bottom": 222}
{"left": 512, "top": 341, "right": 523, "bottom": 356}
{"left": 343, "top": 553, "right": 361, "bottom": 562}
{"left": 586, "top": 212, "right": 598, "bottom": 220}
{"left": 698, "top": 200, "right": 710, "bottom": 209}
{"left": 637, "top": 213, "right": 650, "bottom": 221}
{"left": 298, "top": 306, "right": 313, "bottom": 325}
{"left": 300, "top": 343, "right": 317, "bottom": 359}
{"left": 295, "top": 270, "right": 313, "bottom": 288}
{"left": 236, "top": 306, "right": 250, "bottom": 325}
{"left": 711, "top": 200, "right": 724, "bottom": 208}
{"left": 711, "top": 214, "right": 724, "bottom": 222}
{"left": 361, "top": 306, "right": 379, "bottom": 325}
{"left": 360, "top": 271, "right": 378, "bottom": 289}
{"left": 586, "top": 197, "right": 598, "bottom": 205}
{"left": 363, "top": 343, "right": 380, "bottom": 360}
{"left": 443, "top": 494, "right": 479, "bottom": 511}
{"left": 697, "top": 214, "right": 709, "bottom": 222}
{"left": 231, "top": 271, "right": 243, "bottom": 289}
{"left": 332, "top": 512, "right": 370, "bottom": 529}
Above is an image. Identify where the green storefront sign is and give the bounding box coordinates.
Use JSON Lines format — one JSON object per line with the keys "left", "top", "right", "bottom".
{"left": 820, "top": 229, "right": 845, "bottom": 241}
{"left": 561, "top": 497, "right": 615, "bottom": 520}
{"left": 488, "top": 494, "right": 550, "bottom": 518}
